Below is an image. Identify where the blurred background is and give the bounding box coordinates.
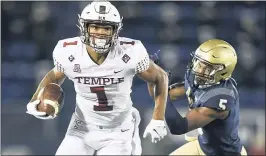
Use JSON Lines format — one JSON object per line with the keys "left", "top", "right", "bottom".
{"left": 1, "top": 1, "right": 265, "bottom": 155}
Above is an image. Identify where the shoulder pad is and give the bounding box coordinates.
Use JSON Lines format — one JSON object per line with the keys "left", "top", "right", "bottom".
{"left": 53, "top": 37, "right": 81, "bottom": 58}
{"left": 52, "top": 37, "right": 81, "bottom": 73}
{"left": 58, "top": 37, "right": 81, "bottom": 49}
{"left": 117, "top": 37, "right": 142, "bottom": 51}
{"left": 199, "top": 88, "right": 236, "bottom": 111}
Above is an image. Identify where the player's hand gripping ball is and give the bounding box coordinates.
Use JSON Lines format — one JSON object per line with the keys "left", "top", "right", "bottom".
{"left": 37, "top": 83, "right": 64, "bottom": 116}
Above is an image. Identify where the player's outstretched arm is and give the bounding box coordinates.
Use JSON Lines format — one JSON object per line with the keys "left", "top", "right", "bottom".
{"left": 138, "top": 60, "right": 169, "bottom": 143}
{"left": 165, "top": 99, "right": 230, "bottom": 135}
{"left": 138, "top": 60, "right": 169, "bottom": 120}
{"left": 29, "top": 68, "right": 66, "bottom": 102}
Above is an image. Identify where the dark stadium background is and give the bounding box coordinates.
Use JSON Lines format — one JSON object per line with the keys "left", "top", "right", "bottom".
{"left": 1, "top": 1, "right": 265, "bottom": 155}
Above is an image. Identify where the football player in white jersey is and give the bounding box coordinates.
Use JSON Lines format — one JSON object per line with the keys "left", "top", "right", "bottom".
{"left": 26, "top": 1, "right": 168, "bottom": 155}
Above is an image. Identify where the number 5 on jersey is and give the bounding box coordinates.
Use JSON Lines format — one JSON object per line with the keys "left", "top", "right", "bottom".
{"left": 219, "top": 99, "right": 227, "bottom": 110}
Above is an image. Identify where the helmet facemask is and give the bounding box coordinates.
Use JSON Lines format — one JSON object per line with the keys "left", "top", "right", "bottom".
{"left": 188, "top": 52, "right": 225, "bottom": 88}
{"left": 77, "top": 15, "right": 122, "bottom": 54}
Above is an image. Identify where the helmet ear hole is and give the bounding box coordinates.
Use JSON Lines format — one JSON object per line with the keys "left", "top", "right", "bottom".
{"left": 221, "top": 72, "right": 227, "bottom": 76}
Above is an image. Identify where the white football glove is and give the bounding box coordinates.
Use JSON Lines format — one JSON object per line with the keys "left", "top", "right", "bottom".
{"left": 26, "top": 100, "right": 56, "bottom": 120}
{"left": 143, "top": 119, "right": 167, "bottom": 143}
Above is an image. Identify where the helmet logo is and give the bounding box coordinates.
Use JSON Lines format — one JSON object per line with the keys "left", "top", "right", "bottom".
{"left": 99, "top": 5, "right": 106, "bottom": 14}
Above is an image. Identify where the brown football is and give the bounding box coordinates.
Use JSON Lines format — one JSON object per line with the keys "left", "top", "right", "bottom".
{"left": 37, "top": 83, "right": 64, "bottom": 116}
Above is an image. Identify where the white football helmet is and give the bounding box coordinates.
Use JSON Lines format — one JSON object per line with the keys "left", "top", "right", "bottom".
{"left": 77, "top": 1, "right": 123, "bottom": 53}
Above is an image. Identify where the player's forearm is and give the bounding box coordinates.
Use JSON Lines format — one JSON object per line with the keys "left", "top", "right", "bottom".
{"left": 165, "top": 105, "right": 209, "bottom": 135}
{"left": 152, "top": 71, "right": 169, "bottom": 120}
{"left": 147, "top": 83, "right": 155, "bottom": 100}
{"left": 30, "top": 69, "right": 65, "bottom": 102}
{"left": 165, "top": 101, "right": 188, "bottom": 135}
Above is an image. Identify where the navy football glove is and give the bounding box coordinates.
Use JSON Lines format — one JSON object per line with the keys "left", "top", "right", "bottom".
{"left": 149, "top": 50, "right": 160, "bottom": 65}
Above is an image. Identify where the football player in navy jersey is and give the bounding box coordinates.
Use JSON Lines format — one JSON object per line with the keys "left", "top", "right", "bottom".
{"left": 151, "top": 39, "right": 247, "bottom": 155}
{"left": 166, "top": 39, "right": 247, "bottom": 155}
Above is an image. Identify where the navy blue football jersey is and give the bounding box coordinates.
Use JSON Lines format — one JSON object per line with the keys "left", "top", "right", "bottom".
{"left": 184, "top": 72, "right": 243, "bottom": 155}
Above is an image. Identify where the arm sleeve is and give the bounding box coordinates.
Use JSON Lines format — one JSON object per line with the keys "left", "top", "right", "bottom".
{"left": 52, "top": 41, "right": 65, "bottom": 73}
{"left": 134, "top": 41, "right": 150, "bottom": 74}
{"left": 165, "top": 98, "right": 188, "bottom": 135}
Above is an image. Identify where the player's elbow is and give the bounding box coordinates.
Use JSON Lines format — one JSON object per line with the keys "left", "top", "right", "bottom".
{"left": 167, "top": 122, "right": 186, "bottom": 135}
{"left": 155, "top": 69, "right": 168, "bottom": 85}
{"left": 161, "top": 70, "right": 168, "bottom": 80}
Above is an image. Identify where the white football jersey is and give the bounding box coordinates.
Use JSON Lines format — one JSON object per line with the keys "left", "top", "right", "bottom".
{"left": 52, "top": 37, "right": 149, "bottom": 126}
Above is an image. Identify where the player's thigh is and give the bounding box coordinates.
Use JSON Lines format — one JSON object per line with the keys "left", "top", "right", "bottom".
{"left": 95, "top": 128, "right": 134, "bottom": 155}
{"left": 241, "top": 146, "right": 247, "bottom": 155}
{"left": 96, "top": 109, "right": 140, "bottom": 155}
{"left": 56, "top": 114, "right": 95, "bottom": 155}
{"left": 131, "top": 107, "right": 142, "bottom": 155}
{"left": 96, "top": 139, "right": 132, "bottom": 155}
{"left": 55, "top": 134, "right": 95, "bottom": 155}
{"left": 170, "top": 140, "right": 205, "bottom": 155}
{"left": 95, "top": 126, "right": 134, "bottom": 155}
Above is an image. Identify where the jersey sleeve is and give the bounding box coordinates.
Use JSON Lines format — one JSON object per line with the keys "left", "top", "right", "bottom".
{"left": 134, "top": 41, "right": 150, "bottom": 74}
{"left": 52, "top": 41, "right": 66, "bottom": 73}
{"left": 199, "top": 88, "right": 236, "bottom": 111}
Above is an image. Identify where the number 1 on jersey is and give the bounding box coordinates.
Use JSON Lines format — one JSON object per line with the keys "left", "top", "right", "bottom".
{"left": 120, "top": 41, "right": 135, "bottom": 45}
{"left": 63, "top": 41, "right": 78, "bottom": 47}
{"left": 90, "top": 86, "right": 113, "bottom": 111}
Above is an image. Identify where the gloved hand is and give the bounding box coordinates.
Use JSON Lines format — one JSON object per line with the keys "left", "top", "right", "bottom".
{"left": 149, "top": 50, "right": 160, "bottom": 65}
{"left": 26, "top": 100, "right": 56, "bottom": 120}
{"left": 143, "top": 119, "right": 167, "bottom": 143}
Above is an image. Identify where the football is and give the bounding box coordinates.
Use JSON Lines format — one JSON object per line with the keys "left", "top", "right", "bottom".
{"left": 37, "top": 83, "right": 64, "bottom": 116}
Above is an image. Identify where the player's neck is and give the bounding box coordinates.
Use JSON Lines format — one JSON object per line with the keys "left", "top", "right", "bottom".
{"left": 86, "top": 46, "right": 108, "bottom": 65}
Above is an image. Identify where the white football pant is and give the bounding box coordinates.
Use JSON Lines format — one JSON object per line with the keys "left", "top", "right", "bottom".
{"left": 55, "top": 107, "right": 141, "bottom": 155}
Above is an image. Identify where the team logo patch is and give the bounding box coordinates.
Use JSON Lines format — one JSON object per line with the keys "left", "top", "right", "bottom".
{"left": 73, "top": 64, "right": 81, "bottom": 73}
{"left": 68, "top": 55, "right": 75, "bottom": 62}
{"left": 122, "top": 54, "right": 130, "bottom": 63}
